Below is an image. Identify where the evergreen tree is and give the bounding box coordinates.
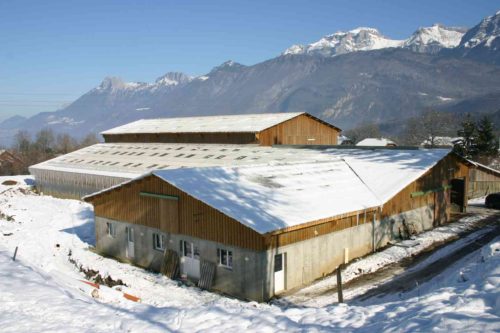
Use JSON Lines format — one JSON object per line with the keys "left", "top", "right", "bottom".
{"left": 453, "top": 114, "right": 477, "bottom": 158}
{"left": 476, "top": 116, "right": 498, "bottom": 157}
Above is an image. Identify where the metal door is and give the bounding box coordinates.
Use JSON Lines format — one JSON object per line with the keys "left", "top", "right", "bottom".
{"left": 274, "top": 253, "right": 285, "bottom": 294}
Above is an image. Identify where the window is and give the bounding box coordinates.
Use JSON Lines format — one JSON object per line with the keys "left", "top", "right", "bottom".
{"left": 153, "top": 233, "right": 165, "bottom": 251}
{"left": 217, "top": 248, "right": 233, "bottom": 269}
{"left": 180, "top": 240, "right": 200, "bottom": 259}
{"left": 106, "top": 222, "right": 116, "bottom": 237}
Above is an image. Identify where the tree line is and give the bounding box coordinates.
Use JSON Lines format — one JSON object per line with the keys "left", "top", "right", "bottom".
{"left": 344, "top": 110, "right": 499, "bottom": 166}
{"left": 0, "top": 129, "right": 99, "bottom": 175}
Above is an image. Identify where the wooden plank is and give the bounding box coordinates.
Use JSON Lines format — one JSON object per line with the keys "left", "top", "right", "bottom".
{"left": 197, "top": 260, "right": 216, "bottom": 290}
{"left": 140, "top": 191, "right": 179, "bottom": 200}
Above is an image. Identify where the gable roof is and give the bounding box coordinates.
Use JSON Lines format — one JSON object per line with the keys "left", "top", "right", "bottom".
{"left": 29, "top": 142, "right": 330, "bottom": 179}
{"left": 101, "top": 112, "right": 307, "bottom": 135}
{"left": 85, "top": 148, "right": 451, "bottom": 235}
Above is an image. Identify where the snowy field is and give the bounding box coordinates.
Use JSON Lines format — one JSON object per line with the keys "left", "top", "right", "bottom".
{"left": 0, "top": 176, "right": 499, "bottom": 332}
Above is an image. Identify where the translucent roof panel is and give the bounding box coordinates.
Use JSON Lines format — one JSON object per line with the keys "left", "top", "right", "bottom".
{"left": 29, "top": 142, "right": 329, "bottom": 178}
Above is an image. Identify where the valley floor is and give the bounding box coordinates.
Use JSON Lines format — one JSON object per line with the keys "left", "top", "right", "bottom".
{"left": 0, "top": 176, "right": 499, "bottom": 332}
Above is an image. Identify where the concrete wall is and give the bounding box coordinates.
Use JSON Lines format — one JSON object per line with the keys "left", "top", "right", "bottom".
{"left": 96, "top": 204, "right": 435, "bottom": 300}
{"left": 95, "top": 217, "right": 270, "bottom": 301}
{"left": 269, "top": 205, "right": 435, "bottom": 293}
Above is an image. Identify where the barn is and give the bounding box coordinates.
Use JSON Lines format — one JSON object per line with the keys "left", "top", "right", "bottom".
{"left": 29, "top": 143, "right": 331, "bottom": 199}
{"left": 100, "top": 112, "right": 341, "bottom": 146}
{"left": 83, "top": 148, "right": 489, "bottom": 301}
{"left": 29, "top": 112, "right": 341, "bottom": 199}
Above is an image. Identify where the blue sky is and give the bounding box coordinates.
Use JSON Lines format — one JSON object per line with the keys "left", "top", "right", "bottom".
{"left": 0, "top": 0, "right": 498, "bottom": 120}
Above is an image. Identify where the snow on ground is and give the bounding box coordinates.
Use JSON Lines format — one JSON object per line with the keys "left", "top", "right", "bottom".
{"left": 0, "top": 176, "right": 499, "bottom": 332}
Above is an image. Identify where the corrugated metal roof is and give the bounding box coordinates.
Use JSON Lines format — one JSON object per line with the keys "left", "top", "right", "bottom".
{"left": 100, "top": 112, "right": 304, "bottom": 135}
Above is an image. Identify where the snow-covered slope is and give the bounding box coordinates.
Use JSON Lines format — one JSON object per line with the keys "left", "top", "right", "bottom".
{"left": 460, "top": 10, "right": 500, "bottom": 49}
{"left": 283, "top": 28, "right": 404, "bottom": 57}
{"left": 283, "top": 24, "right": 466, "bottom": 57}
{"left": 0, "top": 176, "right": 499, "bottom": 332}
{"left": 404, "top": 24, "right": 466, "bottom": 53}
{"left": 95, "top": 72, "right": 193, "bottom": 93}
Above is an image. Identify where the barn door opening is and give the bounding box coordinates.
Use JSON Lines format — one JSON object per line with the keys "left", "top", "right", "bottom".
{"left": 274, "top": 253, "right": 286, "bottom": 294}
{"left": 450, "top": 178, "right": 466, "bottom": 213}
{"left": 180, "top": 240, "right": 200, "bottom": 280}
{"left": 126, "top": 226, "right": 135, "bottom": 259}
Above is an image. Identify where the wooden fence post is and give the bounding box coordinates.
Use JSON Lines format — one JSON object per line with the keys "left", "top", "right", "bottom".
{"left": 337, "top": 264, "right": 343, "bottom": 303}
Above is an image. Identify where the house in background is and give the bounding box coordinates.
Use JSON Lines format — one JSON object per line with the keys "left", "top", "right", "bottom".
{"left": 84, "top": 148, "right": 497, "bottom": 301}
{"left": 0, "top": 150, "right": 24, "bottom": 175}
{"left": 357, "top": 138, "right": 397, "bottom": 147}
{"left": 421, "top": 136, "right": 462, "bottom": 148}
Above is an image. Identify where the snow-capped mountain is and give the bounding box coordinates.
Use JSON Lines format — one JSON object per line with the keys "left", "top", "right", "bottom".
{"left": 209, "top": 60, "right": 246, "bottom": 74}
{"left": 283, "top": 28, "right": 404, "bottom": 57}
{"left": 453, "top": 10, "right": 500, "bottom": 65}
{"left": 460, "top": 11, "right": 500, "bottom": 49}
{"left": 283, "top": 24, "right": 467, "bottom": 57}
{"left": 155, "top": 72, "right": 193, "bottom": 86}
{"left": 1, "top": 10, "right": 500, "bottom": 145}
{"left": 404, "top": 24, "right": 466, "bottom": 54}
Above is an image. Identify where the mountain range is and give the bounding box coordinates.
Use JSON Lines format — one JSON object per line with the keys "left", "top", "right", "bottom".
{"left": 1, "top": 10, "right": 500, "bottom": 145}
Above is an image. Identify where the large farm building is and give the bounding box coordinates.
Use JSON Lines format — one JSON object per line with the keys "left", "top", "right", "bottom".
{"left": 30, "top": 112, "right": 500, "bottom": 301}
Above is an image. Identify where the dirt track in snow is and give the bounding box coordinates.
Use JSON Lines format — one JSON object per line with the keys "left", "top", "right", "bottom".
{"left": 346, "top": 205, "right": 500, "bottom": 303}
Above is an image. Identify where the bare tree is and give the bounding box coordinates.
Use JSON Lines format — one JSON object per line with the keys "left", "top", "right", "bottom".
{"left": 35, "top": 128, "right": 55, "bottom": 155}
{"left": 344, "top": 122, "right": 381, "bottom": 144}
{"left": 13, "top": 130, "right": 32, "bottom": 155}
{"left": 402, "top": 109, "right": 457, "bottom": 147}
{"left": 56, "top": 133, "right": 78, "bottom": 154}
{"left": 79, "top": 133, "right": 100, "bottom": 148}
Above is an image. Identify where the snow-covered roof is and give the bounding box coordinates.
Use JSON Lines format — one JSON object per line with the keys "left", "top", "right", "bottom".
{"left": 153, "top": 160, "right": 382, "bottom": 234}
{"left": 101, "top": 112, "right": 306, "bottom": 135}
{"left": 421, "top": 136, "right": 461, "bottom": 147}
{"left": 84, "top": 148, "right": 450, "bottom": 234}
{"left": 323, "top": 148, "right": 450, "bottom": 203}
{"left": 357, "top": 138, "right": 396, "bottom": 147}
{"left": 29, "top": 142, "right": 330, "bottom": 179}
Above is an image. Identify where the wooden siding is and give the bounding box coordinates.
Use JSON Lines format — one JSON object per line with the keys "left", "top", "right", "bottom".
{"left": 103, "top": 132, "right": 258, "bottom": 145}
{"left": 87, "top": 153, "right": 471, "bottom": 252}
{"left": 468, "top": 167, "right": 500, "bottom": 198}
{"left": 381, "top": 153, "right": 469, "bottom": 220}
{"left": 264, "top": 208, "right": 378, "bottom": 249}
{"left": 102, "top": 114, "right": 340, "bottom": 146}
{"left": 258, "top": 114, "right": 339, "bottom": 146}
{"left": 88, "top": 174, "right": 266, "bottom": 251}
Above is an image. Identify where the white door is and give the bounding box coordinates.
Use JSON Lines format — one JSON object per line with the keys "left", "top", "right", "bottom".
{"left": 274, "top": 253, "right": 285, "bottom": 294}
{"left": 180, "top": 240, "right": 200, "bottom": 280}
{"left": 126, "top": 227, "right": 135, "bottom": 259}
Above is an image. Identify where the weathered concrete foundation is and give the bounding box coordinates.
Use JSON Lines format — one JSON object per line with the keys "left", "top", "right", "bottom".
{"left": 95, "top": 217, "right": 270, "bottom": 301}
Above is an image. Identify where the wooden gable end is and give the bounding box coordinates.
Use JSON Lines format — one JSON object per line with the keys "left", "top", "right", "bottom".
{"left": 88, "top": 174, "right": 266, "bottom": 251}
{"left": 257, "top": 113, "right": 340, "bottom": 146}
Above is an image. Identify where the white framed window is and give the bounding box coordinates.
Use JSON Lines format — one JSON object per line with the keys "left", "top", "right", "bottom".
{"left": 180, "top": 240, "right": 200, "bottom": 259}
{"left": 106, "top": 222, "right": 116, "bottom": 238}
{"left": 217, "top": 248, "right": 233, "bottom": 269}
{"left": 153, "top": 233, "right": 165, "bottom": 251}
